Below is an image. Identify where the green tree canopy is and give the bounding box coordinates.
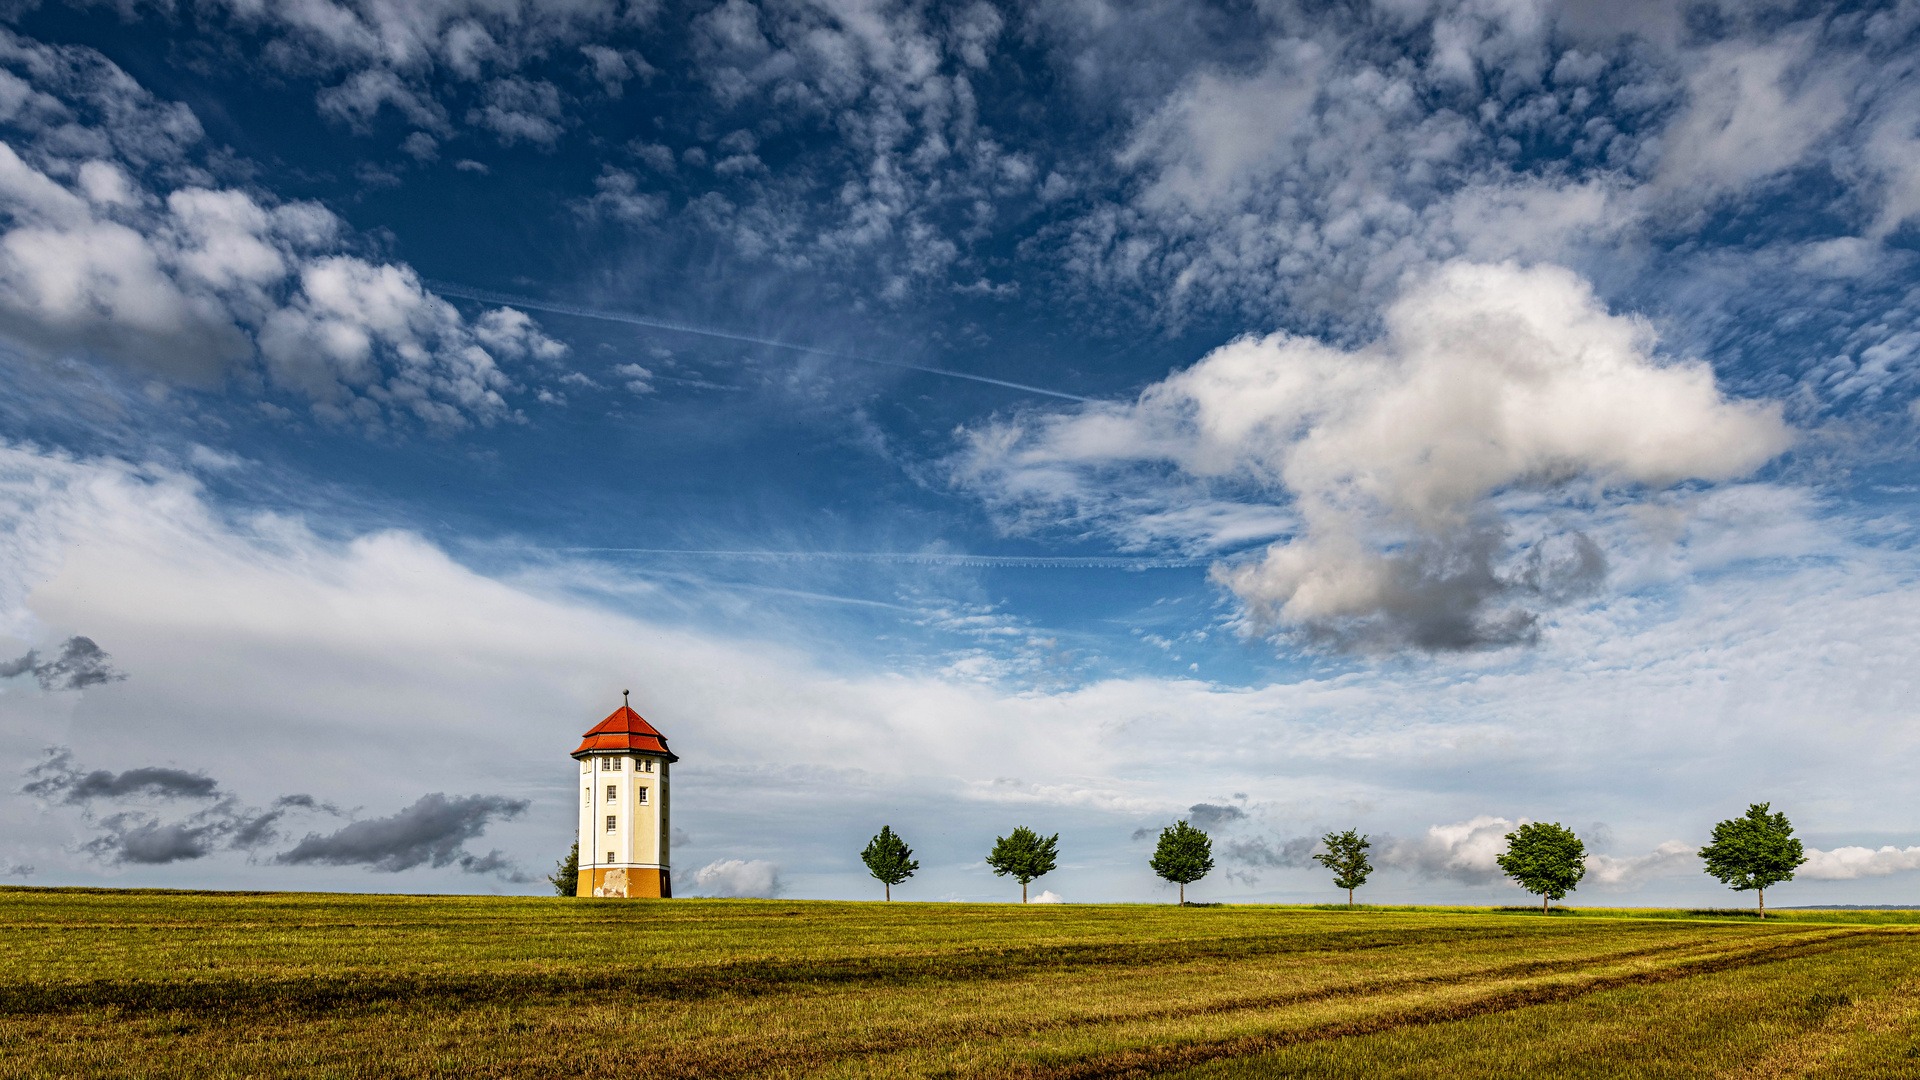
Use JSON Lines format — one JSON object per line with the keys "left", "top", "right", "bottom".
{"left": 1495, "top": 821, "right": 1587, "bottom": 913}
{"left": 861, "top": 826, "right": 920, "bottom": 901}
{"left": 1148, "top": 820, "right": 1214, "bottom": 904}
{"left": 1699, "top": 803, "right": 1807, "bottom": 919}
{"left": 548, "top": 837, "right": 578, "bottom": 898}
{"left": 1313, "top": 829, "right": 1374, "bottom": 906}
{"left": 985, "top": 826, "right": 1059, "bottom": 903}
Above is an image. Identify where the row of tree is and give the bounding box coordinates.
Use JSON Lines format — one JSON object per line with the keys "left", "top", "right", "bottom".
{"left": 857, "top": 804, "right": 1813, "bottom": 917}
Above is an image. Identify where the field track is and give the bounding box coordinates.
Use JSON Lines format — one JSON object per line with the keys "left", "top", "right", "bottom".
{"left": 3, "top": 888, "right": 1916, "bottom": 1078}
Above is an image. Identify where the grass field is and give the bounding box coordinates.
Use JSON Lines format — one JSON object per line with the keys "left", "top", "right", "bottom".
{"left": 3, "top": 888, "right": 1916, "bottom": 1079}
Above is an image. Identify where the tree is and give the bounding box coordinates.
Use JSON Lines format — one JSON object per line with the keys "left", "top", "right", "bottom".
{"left": 1149, "top": 820, "right": 1214, "bottom": 904}
{"left": 1699, "top": 803, "right": 1807, "bottom": 919}
{"left": 986, "top": 826, "right": 1059, "bottom": 903}
{"left": 1496, "top": 822, "right": 1586, "bottom": 914}
{"left": 861, "top": 826, "right": 920, "bottom": 901}
{"left": 1313, "top": 829, "right": 1374, "bottom": 906}
{"left": 549, "top": 836, "right": 579, "bottom": 897}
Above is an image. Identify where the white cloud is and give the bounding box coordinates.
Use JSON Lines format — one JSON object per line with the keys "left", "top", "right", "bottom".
{"left": 1652, "top": 34, "right": 1850, "bottom": 204}
{"left": 1584, "top": 840, "right": 1695, "bottom": 888}
{"left": 691, "top": 858, "right": 783, "bottom": 897}
{"left": 1031, "top": 889, "right": 1064, "bottom": 903}
{"left": 956, "top": 261, "right": 1793, "bottom": 651}
{"left": 0, "top": 35, "right": 567, "bottom": 431}
{"left": 1800, "top": 846, "right": 1920, "bottom": 881}
{"left": 3, "top": 443, "right": 1920, "bottom": 900}
{"left": 1379, "top": 815, "right": 1515, "bottom": 885}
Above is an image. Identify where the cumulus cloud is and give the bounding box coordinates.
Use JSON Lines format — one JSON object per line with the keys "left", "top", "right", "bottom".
{"left": 956, "top": 261, "right": 1793, "bottom": 651}
{"left": 275, "top": 793, "right": 530, "bottom": 878}
{"left": 0, "top": 636, "right": 126, "bottom": 690}
{"left": 0, "top": 32, "right": 567, "bottom": 431}
{"left": 1378, "top": 816, "right": 1516, "bottom": 885}
{"left": 1800, "top": 846, "right": 1920, "bottom": 881}
{"left": 691, "top": 858, "right": 782, "bottom": 898}
{"left": 1584, "top": 840, "right": 1696, "bottom": 888}
{"left": 1031, "top": 889, "right": 1064, "bottom": 903}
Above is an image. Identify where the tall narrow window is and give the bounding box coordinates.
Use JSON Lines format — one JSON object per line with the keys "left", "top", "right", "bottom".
{"left": 612, "top": 757, "right": 622, "bottom": 771}
{"left": 583, "top": 787, "right": 590, "bottom": 808}
{"left": 636, "top": 787, "right": 649, "bottom": 805}
{"left": 644, "top": 759, "right": 654, "bottom": 773}
{"left": 606, "top": 851, "right": 615, "bottom": 863}
{"left": 605, "top": 815, "right": 617, "bottom": 833}
{"left": 606, "top": 785, "right": 617, "bottom": 802}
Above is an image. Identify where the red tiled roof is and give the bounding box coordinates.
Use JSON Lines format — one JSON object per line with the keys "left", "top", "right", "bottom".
{"left": 572, "top": 705, "right": 679, "bottom": 761}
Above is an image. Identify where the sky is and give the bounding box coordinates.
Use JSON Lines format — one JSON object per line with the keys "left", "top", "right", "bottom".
{"left": 2, "top": 0, "right": 1919, "bottom": 907}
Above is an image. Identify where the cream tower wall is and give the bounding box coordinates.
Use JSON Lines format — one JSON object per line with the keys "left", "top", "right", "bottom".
{"left": 575, "top": 753, "right": 671, "bottom": 898}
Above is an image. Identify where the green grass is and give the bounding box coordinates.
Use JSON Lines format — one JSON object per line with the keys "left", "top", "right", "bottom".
{"left": 2, "top": 888, "right": 1916, "bottom": 1079}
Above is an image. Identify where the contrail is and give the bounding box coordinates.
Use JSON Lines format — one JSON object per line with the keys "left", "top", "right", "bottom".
{"left": 557, "top": 548, "right": 1215, "bottom": 569}
{"left": 425, "top": 280, "right": 1093, "bottom": 403}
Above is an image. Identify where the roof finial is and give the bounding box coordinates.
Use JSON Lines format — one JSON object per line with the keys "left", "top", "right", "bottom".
{"left": 623, "top": 689, "right": 629, "bottom": 710}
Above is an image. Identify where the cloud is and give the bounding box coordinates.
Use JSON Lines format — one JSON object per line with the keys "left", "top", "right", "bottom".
{"left": 2, "top": 863, "right": 32, "bottom": 878}
{"left": 1584, "top": 840, "right": 1695, "bottom": 888}
{"left": 957, "top": 261, "right": 1793, "bottom": 652}
{"left": 274, "top": 793, "right": 530, "bottom": 876}
{"left": 5, "top": 443, "right": 1920, "bottom": 901}
{"left": 0, "top": 636, "right": 126, "bottom": 690}
{"left": 1222, "top": 834, "right": 1317, "bottom": 868}
{"left": 691, "top": 858, "right": 782, "bottom": 898}
{"left": 580, "top": 45, "right": 653, "bottom": 98}
{"left": 1185, "top": 802, "right": 1246, "bottom": 828}
{"left": 1378, "top": 816, "right": 1516, "bottom": 885}
{"left": 0, "top": 33, "right": 566, "bottom": 431}
{"left": 1800, "top": 846, "right": 1920, "bottom": 881}
{"left": 576, "top": 168, "right": 665, "bottom": 226}
{"left": 23, "top": 749, "right": 214, "bottom": 803}
{"left": 21, "top": 747, "right": 304, "bottom": 865}
{"left": 1031, "top": 889, "right": 1064, "bottom": 903}
{"left": 465, "top": 76, "right": 567, "bottom": 146}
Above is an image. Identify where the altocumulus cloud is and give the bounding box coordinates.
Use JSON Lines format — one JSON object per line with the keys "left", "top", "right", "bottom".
{"left": 0, "top": 31, "right": 569, "bottom": 433}
{"left": 955, "top": 262, "right": 1794, "bottom": 653}
{"left": 274, "top": 793, "right": 531, "bottom": 880}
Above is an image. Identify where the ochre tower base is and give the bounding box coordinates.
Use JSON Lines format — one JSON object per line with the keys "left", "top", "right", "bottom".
{"left": 579, "top": 868, "right": 672, "bottom": 898}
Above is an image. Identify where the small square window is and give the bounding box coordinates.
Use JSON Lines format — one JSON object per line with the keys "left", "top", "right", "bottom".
{"left": 605, "top": 815, "right": 617, "bottom": 833}
{"left": 611, "top": 757, "right": 622, "bottom": 771}
{"left": 644, "top": 759, "right": 654, "bottom": 773}
{"left": 636, "top": 787, "right": 649, "bottom": 805}
{"left": 606, "top": 785, "right": 617, "bottom": 802}
{"left": 606, "top": 851, "right": 614, "bottom": 863}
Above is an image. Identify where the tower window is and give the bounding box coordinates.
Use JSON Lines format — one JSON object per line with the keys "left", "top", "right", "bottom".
{"left": 606, "top": 785, "right": 617, "bottom": 802}
{"left": 583, "top": 787, "right": 590, "bottom": 808}
{"left": 606, "top": 852, "right": 615, "bottom": 863}
{"left": 644, "top": 759, "right": 654, "bottom": 773}
{"left": 636, "top": 787, "right": 649, "bottom": 805}
{"left": 605, "top": 815, "right": 617, "bottom": 833}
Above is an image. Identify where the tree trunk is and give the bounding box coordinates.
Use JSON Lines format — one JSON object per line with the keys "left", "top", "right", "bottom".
{"left": 1543, "top": 892, "right": 1549, "bottom": 915}
{"left": 885, "top": 882, "right": 890, "bottom": 901}
{"left": 1758, "top": 888, "right": 1765, "bottom": 920}
{"left": 1348, "top": 888, "right": 1354, "bottom": 907}
{"left": 1022, "top": 881, "right": 1027, "bottom": 903}
{"left": 1179, "top": 882, "right": 1184, "bottom": 905}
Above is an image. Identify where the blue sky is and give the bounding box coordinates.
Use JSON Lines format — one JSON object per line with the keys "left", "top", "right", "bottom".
{"left": 3, "top": 0, "right": 1920, "bottom": 905}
